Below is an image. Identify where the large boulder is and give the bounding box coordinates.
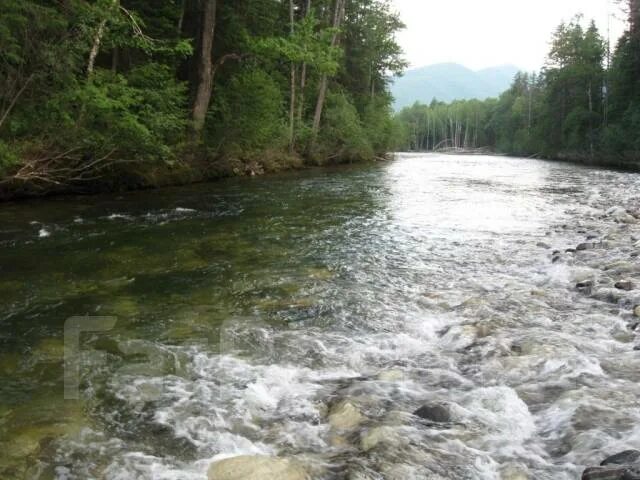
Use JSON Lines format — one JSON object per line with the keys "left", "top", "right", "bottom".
{"left": 207, "top": 455, "right": 308, "bottom": 480}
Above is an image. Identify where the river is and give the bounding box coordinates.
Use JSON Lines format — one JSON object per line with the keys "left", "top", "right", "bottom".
{"left": 1, "top": 154, "right": 639, "bottom": 479}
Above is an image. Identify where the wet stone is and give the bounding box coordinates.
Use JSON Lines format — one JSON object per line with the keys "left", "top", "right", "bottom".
{"left": 577, "top": 242, "right": 596, "bottom": 251}
{"left": 601, "top": 450, "right": 640, "bottom": 466}
{"left": 413, "top": 403, "right": 451, "bottom": 423}
{"left": 328, "top": 400, "right": 364, "bottom": 430}
{"left": 577, "top": 280, "right": 594, "bottom": 294}
{"left": 207, "top": 455, "right": 308, "bottom": 480}
{"left": 615, "top": 280, "right": 635, "bottom": 291}
{"left": 582, "top": 466, "right": 638, "bottom": 480}
{"left": 634, "top": 306, "right": 640, "bottom": 318}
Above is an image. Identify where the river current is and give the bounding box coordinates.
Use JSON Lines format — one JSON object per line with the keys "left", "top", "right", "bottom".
{"left": 1, "top": 154, "right": 639, "bottom": 479}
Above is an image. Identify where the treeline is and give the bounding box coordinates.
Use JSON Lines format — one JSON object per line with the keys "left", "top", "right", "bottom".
{"left": 0, "top": 0, "right": 406, "bottom": 197}
{"left": 398, "top": 0, "right": 640, "bottom": 166}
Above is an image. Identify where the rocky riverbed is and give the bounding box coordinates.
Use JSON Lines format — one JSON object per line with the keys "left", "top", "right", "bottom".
{"left": 204, "top": 202, "right": 640, "bottom": 480}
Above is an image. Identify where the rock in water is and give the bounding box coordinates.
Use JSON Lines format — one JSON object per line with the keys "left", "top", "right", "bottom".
{"left": 328, "top": 400, "right": 364, "bottom": 430}
{"left": 606, "top": 206, "right": 637, "bottom": 223}
{"left": 360, "top": 426, "right": 397, "bottom": 451}
{"left": 377, "top": 369, "right": 405, "bottom": 382}
{"left": 577, "top": 242, "right": 596, "bottom": 251}
{"left": 601, "top": 450, "right": 640, "bottom": 466}
{"left": 500, "top": 463, "right": 529, "bottom": 480}
{"left": 634, "top": 306, "right": 640, "bottom": 318}
{"left": 413, "top": 403, "right": 451, "bottom": 423}
{"left": 582, "top": 466, "right": 631, "bottom": 479}
{"left": 577, "top": 280, "right": 594, "bottom": 294}
{"left": 615, "top": 280, "right": 635, "bottom": 291}
{"left": 207, "top": 455, "right": 308, "bottom": 480}
{"left": 582, "top": 450, "right": 640, "bottom": 480}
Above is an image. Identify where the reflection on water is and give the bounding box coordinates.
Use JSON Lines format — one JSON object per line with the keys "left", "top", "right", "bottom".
{"left": 1, "top": 154, "right": 639, "bottom": 479}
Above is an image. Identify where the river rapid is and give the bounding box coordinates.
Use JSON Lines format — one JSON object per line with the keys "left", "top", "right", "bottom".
{"left": 1, "top": 154, "right": 640, "bottom": 479}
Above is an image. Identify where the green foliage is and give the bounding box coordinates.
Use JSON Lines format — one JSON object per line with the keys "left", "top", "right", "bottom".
{"left": 28, "top": 66, "right": 188, "bottom": 162}
{"left": 0, "top": 141, "right": 19, "bottom": 176}
{"left": 252, "top": 14, "right": 341, "bottom": 75}
{"left": 213, "top": 67, "right": 286, "bottom": 153}
{"left": 0, "top": 0, "right": 406, "bottom": 195}
{"left": 317, "top": 93, "right": 373, "bottom": 162}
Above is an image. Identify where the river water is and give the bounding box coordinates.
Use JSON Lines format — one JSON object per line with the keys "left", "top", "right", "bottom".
{"left": 1, "top": 154, "right": 640, "bottom": 479}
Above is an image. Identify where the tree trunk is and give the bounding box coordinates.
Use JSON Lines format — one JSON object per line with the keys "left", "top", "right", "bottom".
{"left": 311, "top": 0, "right": 345, "bottom": 145}
{"left": 192, "top": 0, "right": 218, "bottom": 136}
{"left": 297, "top": 0, "right": 312, "bottom": 123}
{"left": 87, "top": 0, "right": 119, "bottom": 77}
{"left": 288, "top": 0, "right": 296, "bottom": 152}
{"left": 87, "top": 20, "right": 107, "bottom": 76}
{"left": 630, "top": 0, "right": 639, "bottom": 35}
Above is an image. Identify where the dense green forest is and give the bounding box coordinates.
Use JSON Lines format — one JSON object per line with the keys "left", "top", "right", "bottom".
{"left": 397, "top": 0, "right": 640, "bottom": 166}
{"left": 0, "top": 0, "right": 406, "bottom": 197}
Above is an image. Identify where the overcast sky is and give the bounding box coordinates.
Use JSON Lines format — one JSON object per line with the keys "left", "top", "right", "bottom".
{"left": 392, "top": 0, "right": 628, "bottom": 71}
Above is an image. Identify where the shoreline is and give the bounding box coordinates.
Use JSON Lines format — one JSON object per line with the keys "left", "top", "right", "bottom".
{"left": 0, "top": 154, "right": 392, "bottom": 203}
{"left": 1, "top": 151, "right": 638, "bottom": 204}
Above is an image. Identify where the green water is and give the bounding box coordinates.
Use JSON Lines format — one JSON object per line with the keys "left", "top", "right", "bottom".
{"left": 0, "top": 163, "right": 382, "bottom": 477}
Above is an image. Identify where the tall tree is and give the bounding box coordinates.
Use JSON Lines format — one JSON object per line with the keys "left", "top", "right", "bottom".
{"left": 311, "top": 0, "right": 345, "bottom": 145}
{"left": 288, "top": 0, "right": 296, "bottom": 152}
{"left": 191, "top": 0, "right": 218, "bottom": 136}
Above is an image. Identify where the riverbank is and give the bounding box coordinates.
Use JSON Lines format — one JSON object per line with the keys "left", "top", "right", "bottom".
{"left": 0, "top": 151, "right": 388, "bottom": 202}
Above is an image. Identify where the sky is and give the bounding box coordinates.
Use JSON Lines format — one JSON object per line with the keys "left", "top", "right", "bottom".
{"left": 392, "top": 0, "right": 628, "bottom": 72}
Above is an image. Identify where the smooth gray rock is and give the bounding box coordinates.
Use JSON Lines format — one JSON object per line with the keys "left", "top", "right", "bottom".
{"left": 582, "top": 466, "right": 636, "bottom": 480}
{"left": 601, "top": 450, "right": 640, "bottom": 466}
{"left": 208, "top": 456, "right": 309, "bottom": 480}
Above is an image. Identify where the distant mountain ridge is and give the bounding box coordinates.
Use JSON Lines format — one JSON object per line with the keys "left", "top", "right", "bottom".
{"left": 391, "top": 63, "right": 520, "bottom": 110}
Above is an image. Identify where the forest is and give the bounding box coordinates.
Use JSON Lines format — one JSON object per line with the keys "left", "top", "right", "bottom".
{"left": 397, "top": 0, "right": 640, "bottom": 167}
{"left": 0, "top": 0, "right": 406, "bottom": 198}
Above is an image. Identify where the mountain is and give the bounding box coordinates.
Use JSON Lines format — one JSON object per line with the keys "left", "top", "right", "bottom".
{"left": 391, "top": 63, "right": 520, "bottom": 110}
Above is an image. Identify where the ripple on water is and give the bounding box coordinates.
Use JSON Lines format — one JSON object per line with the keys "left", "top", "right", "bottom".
{"left": 1, "top": 155, "right": 640, "bottom": 479}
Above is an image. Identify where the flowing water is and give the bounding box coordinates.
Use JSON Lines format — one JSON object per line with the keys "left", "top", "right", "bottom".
{"left": 1, "top": 154, "right": 640, "bottom": 479}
